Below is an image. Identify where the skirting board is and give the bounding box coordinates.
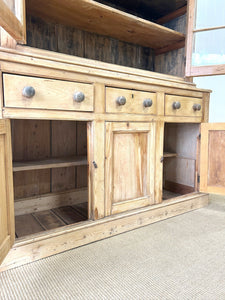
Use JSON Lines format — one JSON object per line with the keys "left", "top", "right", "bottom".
{"left": 0, "top": 192, "right": 208, "bottom": 272}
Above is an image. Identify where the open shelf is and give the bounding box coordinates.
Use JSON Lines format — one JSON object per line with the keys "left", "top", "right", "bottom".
{"left": 13, "top": 156, "right": 88, "bottom": 172}
{"left": 163, "top": 152, "right": 177, "bottom": 158}
{"left": 26, "top": 0, "right": 185, "bottom": 50}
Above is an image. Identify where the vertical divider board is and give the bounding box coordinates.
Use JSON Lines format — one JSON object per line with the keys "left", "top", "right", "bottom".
{"left": 0, "top": 71, "right": 3, "bottom": 119}
{"left": 154, "top": 121, "right": 164, "bottom": 203}
{"left": 76, "top": 121, "right": 88, "bottom": 188}
{"left": 87, "top": 120, "right": 105, "bottom": 220}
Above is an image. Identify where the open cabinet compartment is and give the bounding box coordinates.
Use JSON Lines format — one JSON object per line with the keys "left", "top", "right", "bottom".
{"left": 11, "top": 119, "right": 89, "bottom": 239}
{"left": 163, "top": 123, "right": 200, "bottom": 200}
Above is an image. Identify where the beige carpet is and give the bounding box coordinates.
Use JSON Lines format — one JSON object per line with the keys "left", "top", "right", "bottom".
{"left": 0, "top": 194, "right": 225, "bottom": 300}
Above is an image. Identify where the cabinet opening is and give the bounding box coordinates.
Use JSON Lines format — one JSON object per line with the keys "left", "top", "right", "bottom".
{"left": 11, "top": 119, "right": 89, "bottom": 239}
{"left": 163, "top": 123, "right": 200, "bottom": 200}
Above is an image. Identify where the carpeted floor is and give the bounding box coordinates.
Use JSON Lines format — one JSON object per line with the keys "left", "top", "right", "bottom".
{"left": 0, "top": 194, "right": 225, "bottom": 300}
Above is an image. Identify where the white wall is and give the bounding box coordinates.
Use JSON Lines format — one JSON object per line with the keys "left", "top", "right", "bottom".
{"left": 194, "top": 75, "right": 225, "bottom": 122}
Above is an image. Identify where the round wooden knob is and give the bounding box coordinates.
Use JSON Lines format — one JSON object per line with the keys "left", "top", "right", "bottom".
{"left": 73, "top": 91, "right": 85, "bottom": 102}
{"left": 172, "top": 101, "right": 181, "bottom": 110}
{"left": 116, "top": 96, "right": 126, "bottom": 106}
{"left": 22, "top": 86, "right": 35, "bottom": 98}
{"left": 193, "top": 103, "right": 201, "bottom": 111}
{"left": 143, "top": 98, "right": 153, "bottom": 107}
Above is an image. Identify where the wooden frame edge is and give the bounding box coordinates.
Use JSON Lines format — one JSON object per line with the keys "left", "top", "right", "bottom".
{"left": 1, "top": 193, "right": 208, "bottom": 272}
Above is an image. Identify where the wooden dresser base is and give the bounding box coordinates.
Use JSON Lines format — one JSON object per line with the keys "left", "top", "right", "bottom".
{"left": 0, "top": 192, "right": 208, "bottom": 272}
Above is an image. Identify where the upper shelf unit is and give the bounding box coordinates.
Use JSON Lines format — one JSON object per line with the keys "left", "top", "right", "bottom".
{"left": 26, "top": 0, "right": 185, "bottom": 51}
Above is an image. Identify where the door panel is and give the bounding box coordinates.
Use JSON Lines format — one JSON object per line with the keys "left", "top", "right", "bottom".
{"left": 105, "top": 122, "right": 155, "bottom": 215}
{"left": 0, "top": 0, "right": 26, "bottom": 43}
{"left": 200, "top": 123, "right": 225, "bottom": 194}
{"left": 0, "top": 119, "right": 14, "bottom": 265}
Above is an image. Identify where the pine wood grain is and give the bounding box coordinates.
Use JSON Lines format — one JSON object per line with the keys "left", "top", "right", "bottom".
{"left": 33, "top": 210, "right": 65, "bottom": 230}
{"left": 0, "top": 0, "right": 25, "bottom": 42}
{"left": 26, "top": 16, "right": 154, "bottom": 71}
{"left": 165, "top": 95, "right": 203, "bottom": 117}
{"left": 105, "top": 122, "right": 155, "bottom": 215}
{"left": 26, "top": 0, "right": 185, "bottom": 49}
{"left": 3, "top": 74, "right": 94, "bottom": 112}
{"left": 0, "top": 120, "right": 14, "bottom": 264}
{"left": 76, "top": 122, "right": 88, "bottom": 188}
{"left": 106, "top": 87, "right": 157, "bottom": 115}
{"left": 13, "top": 156, "right": 87, "bottom": 172}
{"left": 208, "top": 130, "right": 225, "bottom": 187}
{"left": 1, "top": 194, "right": 208, "bottom": 272}
{"left": 52, "top": 206, "right": 86, "bottom": 224}
{"left": 15, "top": 214, "right": 44, "bottom": 238}
{"left": 51, "top": 121, "right": 77, "bottom": 193}
{"left": 11, "top": 119, "right": 51, "bottom": 199}
{"left": 14, "top": 188, "right": 88, "bottom": 216}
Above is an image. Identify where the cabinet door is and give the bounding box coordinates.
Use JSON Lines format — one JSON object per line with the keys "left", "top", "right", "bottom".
{"left": 200, "top": 123, "right": 225, "bottom": 194}
{"left": 105, "top": 122, "right": 155, "bottom": 215}
{"left": 0, "top": 0, "right": 26, "bottom": 43}
{"left": 0, "top": 119, "right": 14, "bottom": 265}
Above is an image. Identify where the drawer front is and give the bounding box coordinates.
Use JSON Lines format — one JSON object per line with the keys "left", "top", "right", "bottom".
{"left": 106, "top": 87, "right": 157, "bottom": 114}
{"left": 165, "top": 95, "right": 203, "bottom": 117}
{"left": 3, "top": 74, "right": 94, "bottom": 112}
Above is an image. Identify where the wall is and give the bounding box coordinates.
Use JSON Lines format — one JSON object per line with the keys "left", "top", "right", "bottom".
{"left": 194, "top": 75, "right": 225, "bottom": 123}
{"left": 26, "top": 15, "right": 154, "bottom": 71}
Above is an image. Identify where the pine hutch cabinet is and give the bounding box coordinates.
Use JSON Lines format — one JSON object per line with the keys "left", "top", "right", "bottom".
{"left": 0, "top": 0, "right": 216, "bottom": 272}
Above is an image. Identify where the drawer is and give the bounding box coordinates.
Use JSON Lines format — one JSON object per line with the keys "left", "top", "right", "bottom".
{"left": 3, "top": 74, "right": 94, "bottom": 112}
{"left": 165, "top": 95, "right": 203, "bottom": 117}
{"left": 106, "top": 87, "right": 157, "bottom": 114}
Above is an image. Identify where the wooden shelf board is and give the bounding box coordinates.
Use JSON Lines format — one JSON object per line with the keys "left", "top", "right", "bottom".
{"left": 13, "top": 156, "right": 88, "bottom": 172}
{"left": 26, "top": 0, "right": 185, "bottom": 49}
{"left": 163, "top": 152, "right": 177, "bottom": 158}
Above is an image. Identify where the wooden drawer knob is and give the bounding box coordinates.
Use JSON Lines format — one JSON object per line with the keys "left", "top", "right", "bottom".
{"left": 73, "top": 91, "right": 85, "bottom": 102}
{"left": 143, "top": 98, "right": 153, "bottom": 107}
{"left": 172, "top": 101, "right": 181, "bottom": 110}
{"left": 116, "top": 96, "right": 126, "bottom": 106}
{"left": 22, "top": 86, "right": 35, "bottom": 98}
{"left": 193, "top": 103, "right": 201, "bottom": 111}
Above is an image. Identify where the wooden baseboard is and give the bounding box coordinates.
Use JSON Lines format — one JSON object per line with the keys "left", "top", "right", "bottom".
{"left": 165, "top": 180, "right": 195, "bottom": 195}
{"left": 1, "top": 193, "right": 208, "bottom": 272}
{"left": 14, "top": 188, "right": 88, "bottom": 216}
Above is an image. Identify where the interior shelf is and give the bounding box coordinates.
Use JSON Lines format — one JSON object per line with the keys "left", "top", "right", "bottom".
{"left": 163, "top": 152, "right": 177, "bottom": 158}
{"left": 13, "top": 156, "right": 88, "bottom": 172}
{"left": 26, "top": 0, "right": 185, "bottom": 50}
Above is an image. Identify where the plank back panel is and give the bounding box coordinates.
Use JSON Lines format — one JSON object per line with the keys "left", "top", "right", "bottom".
{"left": 12, "top": 120, "right": 51, "bottom": 199}
{"left": 13, "top": 169, "right": 51, "bottom": 199}
{"left": 51, "top": 121, "right": 77, "bottom": 193}
{"left": 11, "top": 119, "right": 50, "bottom": 161}
{"left": 163, "top": 123, "right": 200, "bottom": 194}
{"left": 155, "top": 14, "right": 186, "bottom": 76}
{"left": 26, "top": 15, "right": 154, "bottom": 71}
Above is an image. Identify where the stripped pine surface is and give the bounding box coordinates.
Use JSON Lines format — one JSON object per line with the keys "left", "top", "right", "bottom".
{"left": 15, "top": 203, "right": 88, "bottom": 238}
{"left": 26, "top": 0, "right": 184, "bottom": 49}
